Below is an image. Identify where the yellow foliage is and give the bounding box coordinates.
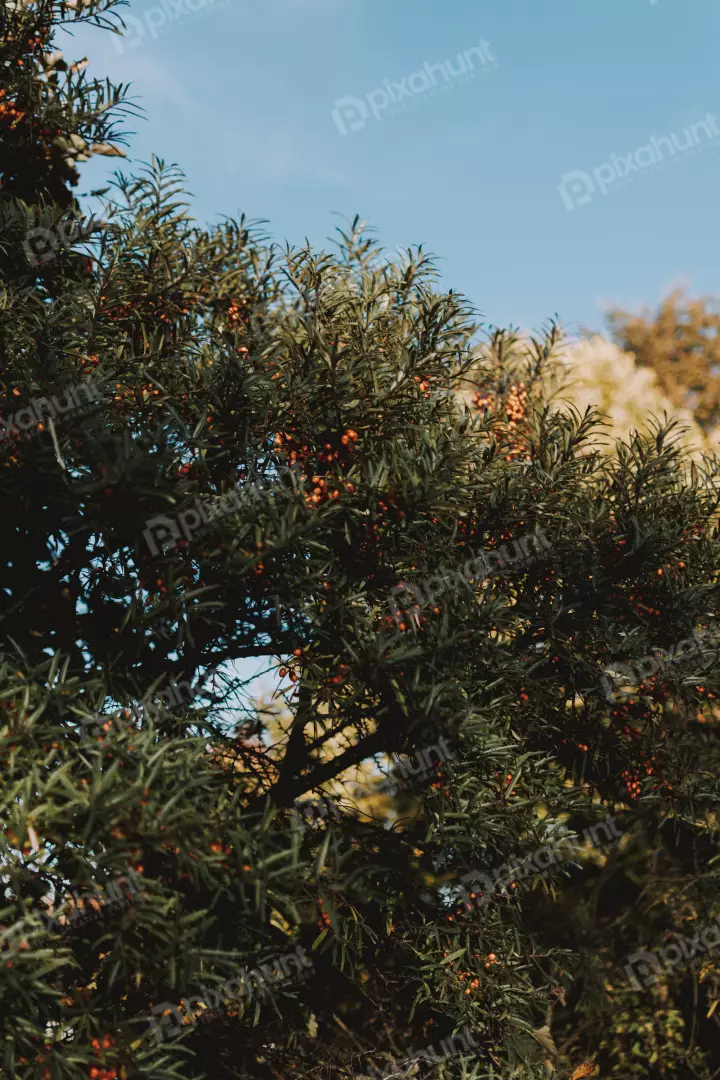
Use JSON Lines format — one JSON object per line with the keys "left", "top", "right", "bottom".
{"left": 549, "top": 335, "right": 715, "bottom": 454}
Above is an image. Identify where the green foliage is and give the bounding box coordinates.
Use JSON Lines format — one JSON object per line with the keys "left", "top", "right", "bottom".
{"left": 2, "top": 4, "right": 720, "bottom": 1080}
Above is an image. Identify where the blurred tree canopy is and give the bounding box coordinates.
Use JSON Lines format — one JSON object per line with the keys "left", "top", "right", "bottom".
{"left": 607, "top": 289, "right": 720, "bottom": 435}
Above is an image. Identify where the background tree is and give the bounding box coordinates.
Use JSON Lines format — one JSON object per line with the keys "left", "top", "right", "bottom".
{"left": 2, "top": 5, "right": 720, "bottom": 1080}
{"left": 546, "top": 334, "right": 707, "bottom": 453}
{"left": 607, "top": 288, "right": 720, "bottom": 437}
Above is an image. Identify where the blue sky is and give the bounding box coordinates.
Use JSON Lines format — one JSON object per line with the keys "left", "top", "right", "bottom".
{"left": 67, "top": 0, "right": 720, "bottom": 336}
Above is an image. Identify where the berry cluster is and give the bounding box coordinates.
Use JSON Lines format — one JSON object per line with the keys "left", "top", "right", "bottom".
{"left": 473, "top": 382, "right": 530, "bottom": 462}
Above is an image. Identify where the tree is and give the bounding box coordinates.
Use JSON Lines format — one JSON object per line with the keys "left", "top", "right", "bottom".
{"left": 607, "top": 288, "right": 720, "bottom": 436}
{"left": 3, "top": 5, "right": 720, "bottom": 1080}
{"left": 0, "top": 0, "right": 131, "bottom": 285}
{"left": 545, "top": 334, "right": 708, "bottom": 453}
